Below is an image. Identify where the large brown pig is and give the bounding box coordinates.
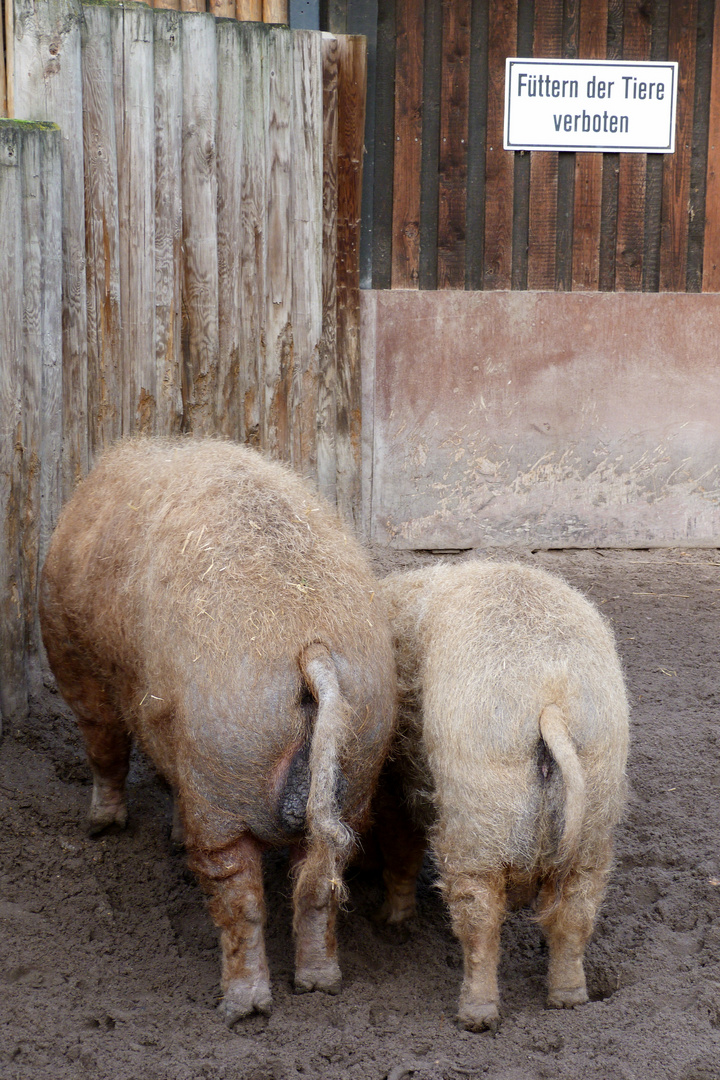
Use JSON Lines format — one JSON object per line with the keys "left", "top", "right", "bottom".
{"left": 375, "top": 561, "right": 629, "bottom": 1032}
{"left": 40, "top": 438, "right": 396, "bottom": 1025}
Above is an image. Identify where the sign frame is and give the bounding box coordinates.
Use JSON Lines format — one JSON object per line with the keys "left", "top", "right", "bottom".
{"left": 504, "top": 58, "right": 678, "bottom": 154}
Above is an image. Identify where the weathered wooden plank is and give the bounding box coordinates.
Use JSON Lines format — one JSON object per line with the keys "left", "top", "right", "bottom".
{"left": 614, "top": 0, "right": 650, "bottom": 291}
{"left": 154, "top": 7, "right": 184, "bottom": 436}
{"left": 391, "top": 0, "right": 423, "bottom": 288}
{"left": 36, "top": 129, "right": 63, "bottom": 584}
{"left": 4, "top": 0, "right": 13, "bottom": 118}
{"left": 555, "top": 0, "right": 579, "bottom": 292}
{"left": 1, "top": 0, "right": 6, "bottom": 117}
{"left": 598, "top": 0, "right": 623, "bottom": 291}
{"left": 527, "top": 0, "right": 562, "bottom": 290}
{"left": 264, "top": 25, "right": 293, "bottom": 459}
{"left": 181, "top": 10, "right": 219, "bottom": 434}
{"left": 82, "top": 3, "right": 121, "bottom": 461}
{"left": 465, "top": 0, "right": 489, "bottom": 290}
{"left": 319, "top": 32, "right": 338, "bottom": 502}
{"left": 437, "top": 0, "right": 470, "bottom": 289}
{"left": 511, "top": 0, "right": 533, "bottom": 290}
{"left": 418, "top": 0, "right": 441, "bottom": 289}
{"left": 210, "top": 0, "right": 235, "bottom": 16}
{"left": 263, "top": 0, "right": 288, "bottom": 23}
{"left": 181, "top": 1, "right": 206, "bottom": 12}
{"left": 572, "top": 0, "right": 606, "bottom": 292}
{"left": 371, "top": 0, "right": 394, "bottom": 288}
{"left": 216, "top": 18, "right": 245, "bottom": 442}
{"left": 687, "top": 0, "right": 714, "bottom": 292}
{"left": 484, "top": 0, "right": 516, "bottom": 289}
{"left": 154, "top": 1, "right": 182, "bottom": 10}
{"left": 19, "top": 125, "right": 61, "bottom": 654}
{"left": 659, "top": 0, "right": 697, "bottom": 291}
{"left": 237, "top": 0, "right": 262, "bottom": 19}
{"left": 238, "top": 21, "right": 268, "bottom": 447}
{"left": 290, "top": 29, "right": 323, "bottom": 480}
{"left": 702, "top": 0, "right": 720, "bottom": 290}
{"left": 0, "top": 122, "right": 27, "bottom": 723}
{"left": 335, "top": 32, "right": 366, "bottom": 527}
{"left": 14, "top": 0, "right": 87, "bottom": 496}
{"left": 111, "top": 2, "right": 157, "bottom": 435}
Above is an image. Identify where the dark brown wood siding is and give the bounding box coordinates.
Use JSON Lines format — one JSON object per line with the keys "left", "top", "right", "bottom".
{"left": 370, "top": 0, "right": 720, "bottom": 291}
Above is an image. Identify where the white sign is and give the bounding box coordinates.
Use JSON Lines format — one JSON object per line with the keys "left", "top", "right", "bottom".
{"left": 504, "top": 59, "right": 678, "bottom": 153}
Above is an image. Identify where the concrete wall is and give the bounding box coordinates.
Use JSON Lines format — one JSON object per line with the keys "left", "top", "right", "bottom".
{"left": 362, "top": 290, "right": 720, "bottom": 549}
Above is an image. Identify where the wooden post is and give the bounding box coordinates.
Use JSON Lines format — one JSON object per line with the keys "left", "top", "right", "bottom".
{"left": 13, "top": 0, "right": 87, "bottom": 497}
{"left": 82, "top": 3, "right": 122, "bottom": 462}
{"left": 334, "top": 33, "right": 366, "bottom": 528}
{"left": 1, "top": 0, "right": 6, "bottom": 117}
{"left": 3, "top": 0, "right": 13, "bottom": 118}
{"left": 290, "top": 29, "right": 323, "bottom": 482}
{"left": 181, "top": 10, "right": 219, "bottom": 435}
{"left": 209, "top": 0, "right": 235, "bottom": 16}
{"left": 237, "top": 21, "right": 268, "bottom": 448}
{"left": 154, "top": 6, "right": 184, "bottom": 435}
{"left": 20, "top": 124, "right": 62, "bottom": 656}
{"left": 181, "top": 1, "right": 206, "bottom": 11}
{"left": 237, "top": 0, "right": 262, "bottom": 20}
{"left": 264, "top": 25, "right": 293, "bottom": 459}
{"left": 319, "top": 33, "right": 339, "bottom": 504}
{"left": 111, "top": 2, "right": 157, "bottom": 435}
{"left": 154, "top": 1, "right": 181, "bottom": 9}
{"left": 216, "top": 18, "right": 245, "bottom": 441}
{"left": 263, "top": 1, "right": 288, "bottom": 24}
{"left": 0, "top": 121, "right": 26, "bottom": 725}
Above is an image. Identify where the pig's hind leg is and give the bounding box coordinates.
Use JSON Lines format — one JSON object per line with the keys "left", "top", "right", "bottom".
{"left": 70, "top": 684, "right": 132, "bottom": 835}
{"left": 192, "top": 834, "right": 273, "bottom": 1025}
{"left": 535, "top": 839, "right": 613, "bottom": 1009}
{"left": 290, "top": 842, "right": 343, "bottom": 995}
{"left": 443, "top": 867, "right": 507, "bottom": 1033}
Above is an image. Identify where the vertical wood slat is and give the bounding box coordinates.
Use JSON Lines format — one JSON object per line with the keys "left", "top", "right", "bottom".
{"left": 660, "top": 0, "right": 697, "bottom": 291}
{"left": 391, "top": 0, "right": 423, "bottom": 288}
{"left": 614, "top": 0, "right": 650, "bottom": 291}
{"left": 527, "top": 0, "right": 563, "bottom": 290}
{"left": 264, "top": 26, "right": 293, "bottom": 459}
{"left": 572, "top": 0, "right": 607, "bottom": 291}
{"left": 263, "top": 0, "right": 288, "bottom": 23}
{"left": 181, "top": 11, "right": 219, "bottom": 434}
{"left": 238, "top": 21, "right": 268, "bottom": 447}
{"left": 319, "top": 33, "right": 339, "bottom": 502}
{"left": 14, "top": 0, "right": 87, "bottom": 498}
{"left": 82, "top": 3, "right": 121, "bottom": 461}
{"left": 154, "top": 1, "right": 182, "bottom": 10}
{"left": 702, "top": 0, "right": 720, "bottom": 290}
{"left": 237, "top": 1, "right": 262, "bottom": 20}
{"left": 20, "top": 127, "right": 62, "bottom": 653}
{"left": 290, "top": 29, "right": 323, "bottom": 481}
{"left": 418, "top": 0, "right": 442, "bottom": 290}
{"left": 686, "top": 0, "right": 714, "bottom": 292}
{"left": 437, "top": 0, "right": 471, "bottom": 289}
{"left": 154, "top": 7, "right": 184, "bottom": 435}
{"left": 209, "top": 0, "right": 235, "bottom": 16}
{"left": 0, "top": 122, "right": 26, "bottom": 724}
{"left": 1, "top": 0, "right": 6, "bottom": 117}
{"left": 465, "top": 0, "right": 489, "bottom": 290}
{"left": 112, "top": 3, "right": 157, "bottom": 435}
{"left": 371, "top": 0, "right": 395, "bottom": 288}
{"left": 4, "top": 0, "right": 14, "bottom": 119}
{"left": 335, "top": 32, "right": 366, "bottom": 527}
{"left": 216, "top": 19, "right": 245, "bottom": 442}
{"left": 483, "top": 0, "right": 516, "bottom": 289}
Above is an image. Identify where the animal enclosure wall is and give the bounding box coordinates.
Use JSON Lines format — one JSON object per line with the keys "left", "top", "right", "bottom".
{"left": 0, "top": 1, "right": 365, "bottom": 726}
{"left": 365, "top": 0, "right": 720, "bottom": 292}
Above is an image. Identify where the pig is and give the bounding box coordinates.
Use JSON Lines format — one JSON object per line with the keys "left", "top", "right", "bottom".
{"left": 374, "top": 560, "right": 629, "bottom": 1032}
{"left": 39, "top": 437, "right": 396, "bottom": 1025}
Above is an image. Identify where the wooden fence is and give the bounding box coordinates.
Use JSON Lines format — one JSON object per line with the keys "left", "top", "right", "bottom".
{"left": 0, "top": 2, "right": 365, "bottom": 726}
{"left": 370, "top": 0, "right": 720, "bottom": 292}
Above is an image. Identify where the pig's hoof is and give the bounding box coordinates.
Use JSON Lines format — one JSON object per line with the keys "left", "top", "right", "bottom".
{"left": 218, "top": 980, "right": 273, "bottom": 1026}
{"left": 294, "top": 961, "right": 342, "bottom": 996}
{"left": 374, "top": 898, "right": 416, "bottom": 925}
{"left": 87, "top": 804, "right": 128, "bottom": 837}
{"left": 457, "top": 1000, "right": 501, "bottom": 1033}
{"left": 547, "top": 985, "right": 589, "bottom": 1009}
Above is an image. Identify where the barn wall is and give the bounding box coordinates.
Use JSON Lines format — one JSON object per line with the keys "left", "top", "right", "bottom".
{"left": 362, "top": 289, "right": 720, "bottom": 548}
{"left": 364, "top": 0, "right": 720, "bottom": 293}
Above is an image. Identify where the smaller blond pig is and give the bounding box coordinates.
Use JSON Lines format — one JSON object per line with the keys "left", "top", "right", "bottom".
{"left": 375, "top": 561, "right": 629, "bottom": 1032}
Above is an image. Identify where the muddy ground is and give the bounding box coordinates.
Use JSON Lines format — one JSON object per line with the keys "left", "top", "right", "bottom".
{"left": 1, "top": 547, "right": 719, "bottom": 1080}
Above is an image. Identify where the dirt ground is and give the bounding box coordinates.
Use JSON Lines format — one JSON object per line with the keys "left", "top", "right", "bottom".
{"left": 1, "top": 547, "right": 719, "bottom": 1080}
